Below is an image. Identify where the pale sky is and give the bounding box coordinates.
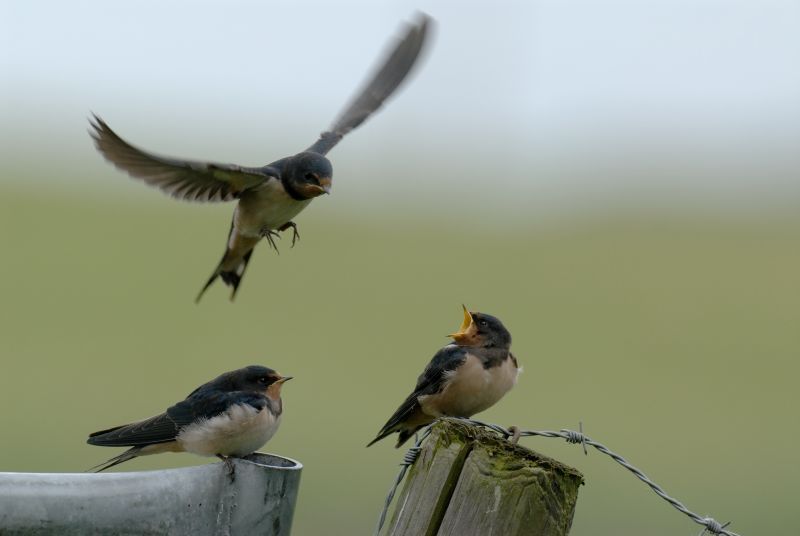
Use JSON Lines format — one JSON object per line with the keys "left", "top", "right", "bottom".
{"left": 3, "top": 0, "right": 799, "bottom": 212}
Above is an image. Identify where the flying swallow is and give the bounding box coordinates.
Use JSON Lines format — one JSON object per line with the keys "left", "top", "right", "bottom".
{"left": 368, "top": 306, "right": 520, "bottom": 448}
{"left": 87, "top": 365, "right": 292, "bottom": 472}
{"left": 89, "top": 13, "right": 432, "bottom": 302}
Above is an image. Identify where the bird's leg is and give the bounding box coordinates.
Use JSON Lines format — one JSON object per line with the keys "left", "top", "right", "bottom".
{"left": 217, "top": 454, "right": 236, "bottom": 483}
{"left": 259, "top": 227, "right": 281, "bottom": 254}
{"left": 278, "top": 221, "right": 300, "bottom": 247}
{"left": 507, "top": 426, "right": 521, "bottom": 445}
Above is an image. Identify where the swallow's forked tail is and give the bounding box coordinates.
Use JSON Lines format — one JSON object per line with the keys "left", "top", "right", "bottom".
{"left": 196, "top": 223, "right": 257, "bottom": 303}
{"left": 86, "top": 446, "right": 142, "bottom": 473}
{"left": 367, "top": 424, "right": 423, "bottom": 448}
{"left": 196, "top": 249, "right": 254, "bottom": 303}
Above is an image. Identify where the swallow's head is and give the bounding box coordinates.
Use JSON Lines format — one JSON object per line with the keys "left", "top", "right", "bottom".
{"left": 284, "top": 151, "right": 333, "bottom": 199}
{"left": 448, "top": 305, "right": 511, "bottom": 349}
{"left": 227, "top": 365, "right": 293, "bottom": 399}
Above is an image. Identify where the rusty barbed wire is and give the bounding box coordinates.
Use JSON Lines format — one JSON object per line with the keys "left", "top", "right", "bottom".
{"left": 374, "top": 418, "right": 741, "bottom": 536}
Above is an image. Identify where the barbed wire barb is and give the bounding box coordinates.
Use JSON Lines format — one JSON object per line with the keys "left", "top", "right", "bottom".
{"left": 374, "top": 417, "right": 742, "bottom": 536}
{"left": 374, "top": 427, "right": 431, "bottom": 536}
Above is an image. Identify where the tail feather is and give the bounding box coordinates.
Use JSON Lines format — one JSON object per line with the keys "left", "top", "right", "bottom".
{"left": 196, "top": 271, "right": 220, "bottom": 303}
{"left": 86, "top": 447, "right": 141, "bottom": 473}
{"left": 194, "top": 225, "right": 257, "bottom": 303}
{"left": 367, "top": 424, "right": 423, "bottom": 448}
{"left": 366, "top": 429, "right": 394, "bottom": 448}
{"left": 394, "top": 428, "right": 420, "bottom": 448}
{"left": 221, "top": 249, "right": 253, "bottom": 300}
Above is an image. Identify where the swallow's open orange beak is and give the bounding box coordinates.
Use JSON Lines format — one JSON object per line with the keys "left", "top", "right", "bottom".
{"left": 448, "top": 304, "right": 475, "bottom": 342}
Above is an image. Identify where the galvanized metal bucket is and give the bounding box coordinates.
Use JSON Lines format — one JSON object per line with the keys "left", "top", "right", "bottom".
{"left": 0, "top": 452, "right": 302, "bottom": 535}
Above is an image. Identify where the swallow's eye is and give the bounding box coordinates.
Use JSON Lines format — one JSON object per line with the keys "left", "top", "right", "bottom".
{"left": 304, "top": 172, "right": 319, "bottom": 183}
{"left": 258, "top": 376, "right": 269, "bottom": 385}
{"left": 480, "top": 320, "right": 488, "bottom": 327}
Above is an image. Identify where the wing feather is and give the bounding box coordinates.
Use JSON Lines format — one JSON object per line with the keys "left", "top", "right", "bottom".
{"left": 87, "top": 412, "right": 180, "bottom": 447}
{"left": 87, "top": 391, "right": 268, "bottom": 447}
{"left": 372, "top": 345, "right": 466, "bottom": 439}
{"left": 89, "top": 115, "right": 276, "bottom": 202}
{"left": 308, "top": 13, "right": 433, "bottom": 156}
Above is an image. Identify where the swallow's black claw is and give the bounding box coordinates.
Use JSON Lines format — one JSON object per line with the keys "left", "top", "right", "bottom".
{"left": 278, "top": 221, "right": 300, "bottom": 248}
{"left": 260, "top": 228, "right": 282, "bottom": 254}
{"left": 217, "top": 454, "right": 236, "bottom": 483}
{"left": 87, "top": 367, "right": 289, "bottom": 473}
{"left": 90, "top": 14, "right": 431, "bottom": 301}
{"left": 368, "top": 309, "right": 516, "bottom": 448}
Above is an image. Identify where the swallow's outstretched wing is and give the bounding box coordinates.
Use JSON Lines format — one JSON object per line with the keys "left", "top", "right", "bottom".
{"left": 368, "top": 344, "right": 465, "bottom": 447}
{"left": 90, "top": 115, "right": 278, "bottom": 202}
{"left": 308, "top": 13, "right": 433, "bottom": 156}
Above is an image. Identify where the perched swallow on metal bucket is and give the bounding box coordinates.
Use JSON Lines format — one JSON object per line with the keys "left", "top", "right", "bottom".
{"left": 368, "top": 306, "right": 520, "bottom": 448}
{"left": 87, "top": 366, "right": 291, "bottom": 472}
{"left": 89, "top": 13, "right": 432, "bottom": 302}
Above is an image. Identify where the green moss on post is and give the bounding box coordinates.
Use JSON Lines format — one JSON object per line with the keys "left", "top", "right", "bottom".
{"left": 385, "top": 419, "right": 583, "bottom": 536}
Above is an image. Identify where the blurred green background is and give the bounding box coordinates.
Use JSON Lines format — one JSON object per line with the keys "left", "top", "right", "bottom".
{"left": 1, "top": 188, "right": 798, "bottom": 535}
{"left": 3, "top": 1, "right": 800, "bottom": 535}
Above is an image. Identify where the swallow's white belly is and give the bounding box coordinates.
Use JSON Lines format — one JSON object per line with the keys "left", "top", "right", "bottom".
{"left": 177, "top": 403, "right": 281, "bottom": 457}
{"left": 420, "top": 353, "right": 519, "bottom": 418}
{"left": 234, "top": 179, "right": 312, "bottom": 238}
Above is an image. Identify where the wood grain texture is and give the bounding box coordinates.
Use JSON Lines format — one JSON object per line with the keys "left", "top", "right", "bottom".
{"left": 386, "top": 419, "right": 583, "bottom": 536}
{"left": 388, "top": 423, "right": 472, "bottom": 536}
{"left": 438, "top": 442, "right": 583, "bottom": 535}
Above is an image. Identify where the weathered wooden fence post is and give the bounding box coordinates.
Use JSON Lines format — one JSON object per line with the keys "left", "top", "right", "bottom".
{"left": 385, "top": 419, "right": 583, "bottom": 536}
{"left": 0, "top": 452, "right": 301, "bottom": 535}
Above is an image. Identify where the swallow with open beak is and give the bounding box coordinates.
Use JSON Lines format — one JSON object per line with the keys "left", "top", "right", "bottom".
{"left": 368, "top": 306, "right": 520, "bottom": 448}
{"left": 87, "top": 366, "right": 292, "bottom": 473}
{"left": 88, "top": 13, "right": 433, "bottom": 301}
